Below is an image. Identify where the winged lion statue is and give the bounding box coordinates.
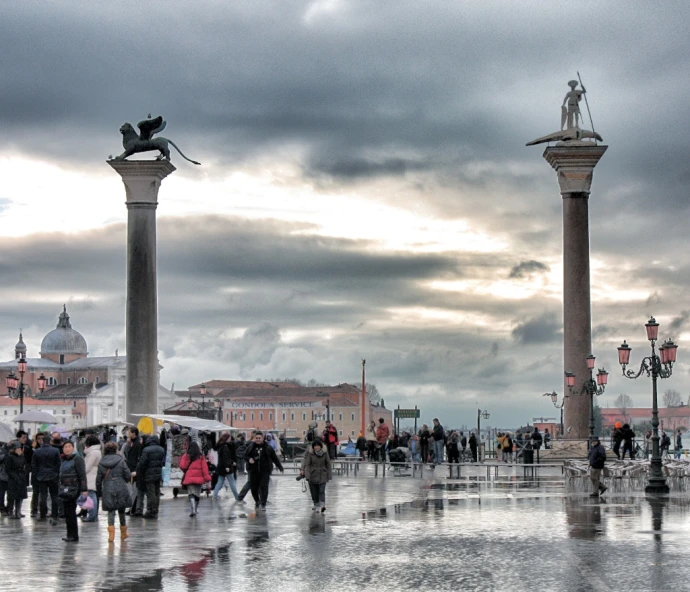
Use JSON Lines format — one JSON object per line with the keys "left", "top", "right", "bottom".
{"left": 114, "top": 115, "right": 200, "bottom": 165}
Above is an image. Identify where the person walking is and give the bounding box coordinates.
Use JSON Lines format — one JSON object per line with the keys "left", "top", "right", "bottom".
{"left": 32, "top": 432, "right": 61, "bottom": 525}
{"left": 531, "top": 427, "right": 543, "bottom": 451}
{"left": 135, "top": 435, "right": 166, "bottom": 519}
{"left": 121, "top": 427, "right": 142, "bottom": 516}
{"left": 418, "top": 425, "right": 430, "bottom": 464}
{"left": 323, "top": 420, "right": 339, "bottom": 460}
{"left": 235, "top": 434, "right": 248, "bottom": 474}
{"left": 212, "top": 432, "right": 239, "bottom": 501}
{"left": 366, "top": 420, "right": 377, "bottom": 461}
{"left": 375, "top": 418, "right": 390, "bottom": 462}
{"left": 588, "top": 435, "right": 607, "bottom": 497}
{"left": 431, "top": 418, "right": 445, "bottom": 464}
{"left": 5, "top": 441, "right": 28, "bottom": 519}
{"left": 0, "top": 441, "right": 9, "bottom": 515}
{"left": 97, "top": 441, "right": 132, "bottom": 544}
{"left": 59, "top": 440, "right": 88, "bottom": 542}
{"left": 675, "top": 430, "right": 683, "bottom": 459}
{"left": 611, "top": 423, "right": 623, "bottom": 459}
{"left": 469, "top": 432, "right": 478, "bottom": 463}
{"left": 446, "top": 432, "right": 460, "bottom": 464}
{"left": 29, "top": 432, "right": 45, "bottom": 518}
{"left": 180, "top": 442, "right": 212, "bottom": 517}
{"left": 82, "top": 435, "right": 102, "bottom": 522}
{"left": 620, "top": 424, "right": 635, "bottom": 460}
{"left": 300, "top": 438, "right": 332, "bottom": 512}
{"left": 245, "top": 431, "right": 283, "bottom": 511}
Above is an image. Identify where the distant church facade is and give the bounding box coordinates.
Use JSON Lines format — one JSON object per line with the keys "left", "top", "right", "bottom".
{"left": 0, "top": 307, "right": 175, "bottom": 428}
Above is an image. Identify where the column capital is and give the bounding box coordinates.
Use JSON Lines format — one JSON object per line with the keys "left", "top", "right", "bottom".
{"left": 543, "top": 144, "right": 607, "bottom": 195}
{"left": 108, "top": 160, "right": 176, "bottom": 207}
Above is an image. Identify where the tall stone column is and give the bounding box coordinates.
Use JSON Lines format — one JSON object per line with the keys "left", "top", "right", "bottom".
{"left": 544, "top": 145, "right": 607, "bottom": 439}
{"left": 108, "top": 160, "right": 176, "bottom": 424}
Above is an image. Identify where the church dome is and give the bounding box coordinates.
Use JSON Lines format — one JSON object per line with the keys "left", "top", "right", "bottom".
{"left": 40, "top": 306, "right": 88, "bottom": 355}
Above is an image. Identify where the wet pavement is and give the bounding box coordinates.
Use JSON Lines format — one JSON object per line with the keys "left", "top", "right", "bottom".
{"left": 2, "top": 463, "right": 689, "bottom": 591}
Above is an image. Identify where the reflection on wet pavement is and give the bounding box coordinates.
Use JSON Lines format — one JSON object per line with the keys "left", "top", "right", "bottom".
{"left": 2, "top": 465, "right": 689, "bottom": 591}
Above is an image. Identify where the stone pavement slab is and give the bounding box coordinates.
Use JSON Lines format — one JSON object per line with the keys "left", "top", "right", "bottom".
{"left": 1, "top": 465, "right": 688, "bottom": 591}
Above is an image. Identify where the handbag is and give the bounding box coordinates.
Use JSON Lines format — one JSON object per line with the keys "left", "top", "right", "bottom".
{"left": 76, "top": 494, "right": 94, "bottom": 510}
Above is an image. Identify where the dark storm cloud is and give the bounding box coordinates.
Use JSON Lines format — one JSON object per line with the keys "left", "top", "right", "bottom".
{"left": 669, "top": 311, "right": 690, "bottom": 333}
{"left": 508, "top": 260, "right": 549, "bottom": 279}
{"left": 512, "top": 314, "right": 562, "bottom": 345}
{"left": 0, "top": 1, "right": 689, "bottom": 425}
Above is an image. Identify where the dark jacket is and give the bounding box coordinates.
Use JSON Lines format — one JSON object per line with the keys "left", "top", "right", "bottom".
{"left": 469, "top": 434, "right": 478, "bottom": 449}
{"left": 420, "top": 429, "right": 430, "bottom": 444}
{"left": 0, "top": 443, "right": 8, "bottom": 482}
{"left": 531, "top": 430, "right": 543, "bottom": 449}
{"left": 136, "top": 436, "right": 166, "bottom": 483}
{"left": 32, "top": 442, "right": 61, "bottom": 482}
{"left": 245, "top": 441, "right": 283, "bottom": 475}
{"left": 356, "top": 436, "right": 367, "bottom": 451}
{"left": 96, "top": 454, "right": 132, "bottom": 511}
{"left": 6, "top": 453, "right": 28, "bottom": 500}
{"left": 588, "top": 443, "right": 606, "bottom": 470}
{"left": 621, "top": 427, "right": 635, "bottom": 446}
{"left": 122, "top": 438, "right": 142, "bottom": 473}
{"left": 59, "top": 453, "right": 87, "bottom": 500}
{"left": 235, "top": 439, "right": 248, "bottom": 460}
{"left": 432, "top": 424, "right": 444, "bottom": 441}
{"left": 216, "top": 441, "right": 237, "bottom": 476}
{"left": 303, "top": 450, "right": 332, "bottom": 484}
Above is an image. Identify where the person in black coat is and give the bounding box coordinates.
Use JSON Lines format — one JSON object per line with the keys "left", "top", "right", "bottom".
{"left": 212, "top": 432, "right": 239, "bottom": 500}
{"left": 59, "top": 440, "right": 88, "bottom": 542}
{"left": 245, "top": 431, "right": 283, "bottom": 511}
{"left": 469, "top": 432, "right": 478, "bottom": 463}
{"left": 0, "top": 442, "right": 9, "bottom": 515}
{"left": 32, "top": 433, "right": 61, "bottom": 523}
{"left": 122, "top": 427, "right": 142, "bottom": 515}
{"left": 6, "top": 442, "right": 28, "bottom": 519}
{"left": 620, "top": 424, "right": 636, "bottom": 460}
{"left": 135, "top": 435, "right": 165, "bottom": 518}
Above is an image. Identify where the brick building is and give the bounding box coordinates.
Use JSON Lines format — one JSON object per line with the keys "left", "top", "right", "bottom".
{"left": 601, "top": 406, "right": 690, "bottom": 432}
{"left": 178, "top": 380, "right": 393, "bottom": 441}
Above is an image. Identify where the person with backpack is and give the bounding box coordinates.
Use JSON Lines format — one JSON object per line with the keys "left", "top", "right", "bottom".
{"left": 301, "top": 438, "right": 332, "bottom": 512}
{"left": 96, "top": 441, "right": 132, "bottom": 544}
{"left": 502, "top": 433, "right": 513, "bottom": 463}
{"left": 180, "top": 442, "right": 212, "bottom": 517}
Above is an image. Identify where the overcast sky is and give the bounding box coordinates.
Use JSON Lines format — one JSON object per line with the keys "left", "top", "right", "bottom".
{"left": 1, "top": 1, "right": 689, "bottom": 429}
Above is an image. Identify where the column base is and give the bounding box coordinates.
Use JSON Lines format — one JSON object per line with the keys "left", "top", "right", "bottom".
{"left": 645, "top": 481, "right": 670, "bottom": 495}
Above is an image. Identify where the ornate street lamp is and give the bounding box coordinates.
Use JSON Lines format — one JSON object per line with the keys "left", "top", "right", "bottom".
{"left": 565, "top": 353, "right": 608, "bottom": 446}
{"left": 543, "top": 391, "right": 567, "bottom": 437}
{"left": 618, "top": 317, "right": 678, "bottom": 495}
{"left": 477, "top": 409, "right": 490, "bottom": 460}
{"left": 6, "top": 357, "right": 34, "bottom": 430}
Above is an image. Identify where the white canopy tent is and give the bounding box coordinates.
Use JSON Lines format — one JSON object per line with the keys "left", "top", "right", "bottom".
{"left": 132, "top": 413, "right": 239, "bottom": 433}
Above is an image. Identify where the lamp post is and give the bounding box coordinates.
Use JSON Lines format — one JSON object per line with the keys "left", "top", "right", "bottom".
{"left": 565, "top": 354, "right": 608, "bottom": 447}
{"left": 543, "top": 391, "right": 566, "bottom": 438}
{"left": 199, "top": 383, "right": 208, "bottom": 420}
{"left": 618, "top": 317, "right": 678, "bottom": 495}
{"left": 214, "top": 399, "right": 223, "bottom": 423}
{"left": 6, "top": 358, "right": 46, "bottom": 431}
{"left": 477, "top": 409, "right": 490, "bottom": 460}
